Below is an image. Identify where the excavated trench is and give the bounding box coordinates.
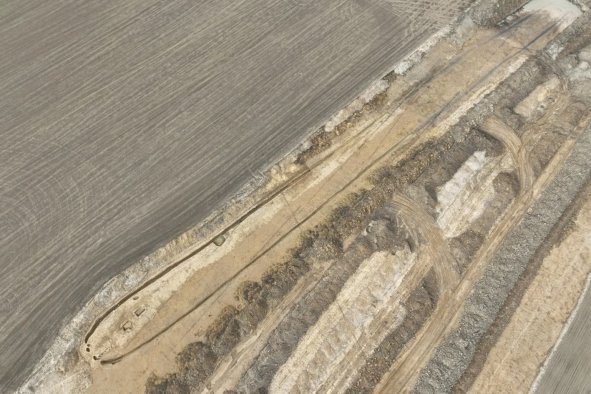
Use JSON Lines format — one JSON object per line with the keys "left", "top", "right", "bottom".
{"left": 145, "top": 109, "right": 514, "bottom": 394}
{"left": 14, "top": 2, "right": 591, "bottom": 393}
{"left": 413, "top": 19, "right": 591, "bottom": 393}
{"left": 140, "top": 6, "right": 591, "bottom": 394}
{"left": 344, "top": 270, "right": 440, "bottom": 394}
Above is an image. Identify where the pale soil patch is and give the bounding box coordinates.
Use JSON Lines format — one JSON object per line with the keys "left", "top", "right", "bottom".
{"left": 269, "top": 250, "right": 414, "bottom": 393}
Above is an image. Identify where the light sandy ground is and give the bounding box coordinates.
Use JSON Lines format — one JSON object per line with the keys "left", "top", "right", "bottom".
{"left": 470, "top": 191, "right": 591, "bottom": 393}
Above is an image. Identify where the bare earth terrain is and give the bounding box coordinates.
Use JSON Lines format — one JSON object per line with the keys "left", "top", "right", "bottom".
{"left": 0, "top": 0, "right": 472, "bottom": 391}
{"left": 4, "top": 1, "right": 591, "bottom": 393}
{"left": 468, "top": 184, "right": 591, "bottom": 393}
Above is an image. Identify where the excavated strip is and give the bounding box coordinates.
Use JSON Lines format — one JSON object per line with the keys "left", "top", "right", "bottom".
{"left": 412, "top": 121, "right": 591, "bottom": 393}
{"left": 344, "top": 271, "right": 439, "bottom": 393}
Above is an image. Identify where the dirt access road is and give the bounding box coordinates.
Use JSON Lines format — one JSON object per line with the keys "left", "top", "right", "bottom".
{"left": 0, "top": 0, "right": 472, "bottom": 390}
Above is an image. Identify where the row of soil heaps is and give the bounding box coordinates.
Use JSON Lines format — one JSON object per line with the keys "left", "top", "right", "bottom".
{"left": 146, "top": 112, "right": 508, "bottom": 393}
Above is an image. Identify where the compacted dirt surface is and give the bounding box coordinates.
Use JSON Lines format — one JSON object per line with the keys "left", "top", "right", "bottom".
{"left": 11, "top": 0, "right": 591, "bottom": 393}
